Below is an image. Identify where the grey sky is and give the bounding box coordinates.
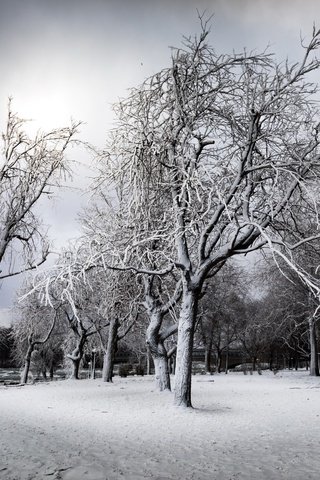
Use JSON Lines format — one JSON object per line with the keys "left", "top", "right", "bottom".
{"left": 0, "top": 0, "right": 320, "bottom": 322}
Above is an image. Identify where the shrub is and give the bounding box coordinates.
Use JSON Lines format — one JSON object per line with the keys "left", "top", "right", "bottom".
{"left": 118, "top": 364, "right": 131, "bottom": 377}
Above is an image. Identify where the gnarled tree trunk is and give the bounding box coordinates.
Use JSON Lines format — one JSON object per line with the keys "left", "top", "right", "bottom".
{"left": 153, "top": 346, "right": 170, "bottom": 391}
{"left": 67, "top": 335, "right": 86, "bottom": 379}
{"left": 146, "top": 310, "right": 171, "bottom": 391}
{"left": 69, "top": 352, "right": 81, "bottom": 379}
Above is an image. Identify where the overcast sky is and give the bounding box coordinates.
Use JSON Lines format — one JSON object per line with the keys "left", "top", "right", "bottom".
{"left": 0, "top": 0, "right": 319, "bottom": 323}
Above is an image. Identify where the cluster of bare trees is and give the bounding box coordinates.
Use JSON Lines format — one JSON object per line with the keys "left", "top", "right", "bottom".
{"left": 3, "top": 21, "right": 320, "bottom": 407}
{"left": 10, "top": 253, "right": 319, "bottom": 388}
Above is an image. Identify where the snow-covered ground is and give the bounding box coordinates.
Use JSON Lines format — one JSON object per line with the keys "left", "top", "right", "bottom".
{"left": 1, "top": 370, "right": 320, "bottom": 480}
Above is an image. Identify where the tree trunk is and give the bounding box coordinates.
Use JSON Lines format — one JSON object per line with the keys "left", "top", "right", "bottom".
{"left": 49, "top": 361, "right": 54, "bottom": 380}
{"left": 174, "top": 288, "right": 198, "bottom": 407}
{"left": 217, "top": 351, "right": 222, "bottom": 373}
{"left": 172, "top": 355, "right": 176, "bottom": 375}
{"left": 169, "top": 354, "right": 176, "bottom": 374}
{"left": 70, "top": 356, "right": 81, "bottom": 379}
{"left": 225, "top": 346, "right": 229, "bottom": 374}
{"left": 251, "top": 356, "right": 258, "bottom": 371}
{"left": 153, "top": 350, "right": 170, "bottom": 391}
{"left": 167, "top": 346, "right": 177, "bottom": 375}
{"left": 68, "top": 335, "right": 86, "bottom": 379}
{"left": 204, "top": 341, "right": 212, "bottom": 373}
{"left": 146, "top": 346, "right": 152, "bottom": 375}
{"left": 269, "top": 350, "right": 274, "bottom": 371}
{"left": 146, "top": 310, "right": 171, "bottom": 391}
{"left": 20, "top": 336, "right": 35, "bottom": 384}
{"left": 309, "top": 317, "right": 319, "bottom": 376}
{"left": 102, "top": 317, "right": 120, "bottom": 382}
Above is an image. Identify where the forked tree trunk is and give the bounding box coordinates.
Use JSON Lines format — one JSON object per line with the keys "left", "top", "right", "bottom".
{"left": 309, "top": 317, "right": 319, "bottom": 376}
{"left": 174, "top": 288, "right": 198, "bottom": 407}
{"left": 146, "top": 311, "right": 171, "bottom": 391}
{"left": 102, "top": 317, "right": 120, "bottom": 382}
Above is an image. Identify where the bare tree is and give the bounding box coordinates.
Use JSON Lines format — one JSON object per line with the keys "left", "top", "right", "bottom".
{"left": 63, "top": 308, "right": 98, "bottom": 379}
{"left": 29, "top": 247, "right": 141, "bottom": 381}
{"left": 78, "top": 190, "right": 179, "bottom": 389}
{"left": 60, "top": 271, "right": 110, "bottom": 380}
{"left": 94, "top": 22, "right": 320, "bottom": 406}
{"left": 0, "top": 100, "right": 79, "bottom": 280}
{"left": 98, "top": 272, "right": 140, "bottom": 383}
{"left": 12, "top": 287, "right": 60, "bottom": 384}
{"left": 259, "top": 253, "right": 320, "bottom": 374}
{"left": 26, "top": 22, "right": 320, "bottom": 406}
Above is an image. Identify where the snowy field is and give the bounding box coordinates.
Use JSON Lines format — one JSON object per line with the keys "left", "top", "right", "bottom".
{"left": 1, "top": 371, "right": 320, "bottom": 480}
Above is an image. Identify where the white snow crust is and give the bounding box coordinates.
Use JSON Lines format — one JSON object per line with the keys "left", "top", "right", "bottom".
{"left": 1, "top": 371, "right": 320, "bottom": 479}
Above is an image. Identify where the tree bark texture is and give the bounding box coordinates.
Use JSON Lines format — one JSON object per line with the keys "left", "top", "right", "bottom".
{"left": 174, "top": 288, "right": 198, "bottom": 407}
{"left": 153, "top": 354, "right": 171, "bottom": 391}
{"left": 146, "top": 311, "right": 171, "bottom": 391}
{"left": 68, "top": 335, "right": 86, "bottom": 379}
